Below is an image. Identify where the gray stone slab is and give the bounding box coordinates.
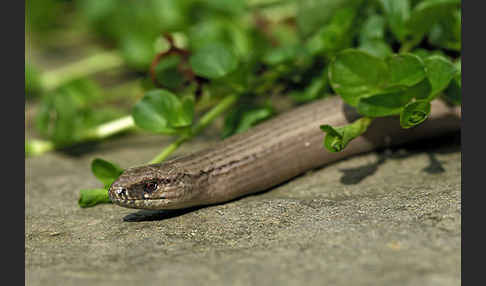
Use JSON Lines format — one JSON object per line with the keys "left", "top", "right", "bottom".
{"left": 25, "top": 133, "right": 461, "bottom": 286}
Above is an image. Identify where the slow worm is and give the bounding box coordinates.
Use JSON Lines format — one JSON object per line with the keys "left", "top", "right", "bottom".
{"left": 109, "top": 96, "right": 461, "bottom": 210}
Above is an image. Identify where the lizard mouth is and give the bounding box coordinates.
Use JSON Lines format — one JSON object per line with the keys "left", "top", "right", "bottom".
{"left": 111, "top": 197, "right": 171, "bottom": 210}
{"left": 109, "top": 186, "right": 170, "bottom": 201}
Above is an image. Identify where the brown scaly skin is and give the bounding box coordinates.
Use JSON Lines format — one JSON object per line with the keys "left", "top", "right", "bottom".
{"left": 109, "top": 97, "right": 461, "bottom": 210}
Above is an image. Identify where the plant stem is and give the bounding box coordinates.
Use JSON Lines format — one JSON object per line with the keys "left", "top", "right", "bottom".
{"left": 399, "top": 36, "right": 422, "bottom": 54}
{"left": 25, "top": 139, "right": 55, "bottom": 156}
{"left": 148, "top": 94, "right": 240, "bottom": 164}
{"left": 193, "top": 94, "right": 240, "bottom": 134}
{"left": 84, "top": 115, "right": 135, "bottom": 140}
{"left": 26, "top": 115, "right": 136, "bottom": 157}
{"left": 40, "top": 50, "right": 124, "bottom": 91}
{"left": 28, "top": 93, "right": 238, "bottom": 158}
{"left": 148, "top": 136, "right": 188, "bottom": 164}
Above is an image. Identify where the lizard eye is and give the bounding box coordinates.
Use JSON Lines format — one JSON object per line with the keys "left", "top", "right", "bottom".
{"left": 144, "top": 181, "right": 158, "bottom": 193}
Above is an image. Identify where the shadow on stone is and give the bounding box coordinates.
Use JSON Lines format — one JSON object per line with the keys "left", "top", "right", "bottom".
{"left": 339, "top": 153, "right": 387, "bottom": 185}
{"left": 57, "top": 132, "right": 134, "bottom": 157}
{"left": 423, "top": 153, "right": 446, "bottom": 174}
{"left": 123, "top": 207, "right": 202, "bottom": 222}
{"left": 337, "top": 132, "right": 460, "bottom": 185}
{"left": 58, "top": 141, "right": 102, "bottom": 157}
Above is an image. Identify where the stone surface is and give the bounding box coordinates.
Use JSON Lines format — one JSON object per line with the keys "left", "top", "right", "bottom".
{"left": 25, "top": 133, "right": 461, "bottom": 286}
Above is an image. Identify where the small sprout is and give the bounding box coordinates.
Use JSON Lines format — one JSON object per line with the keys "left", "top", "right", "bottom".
{"left": 400, "top": 100, "right": 431, "bottom": 128}
{"left": 78, "top": 189, "right": 111, "bottom": 208}
{"left": 320, "top": 117, "right": 372, "bottom": 152}
{"left": 78, "top": 159, "right": 124, "bottom": 207}
{"left": 91, "top": 158, "right": 124, "bottom": 189}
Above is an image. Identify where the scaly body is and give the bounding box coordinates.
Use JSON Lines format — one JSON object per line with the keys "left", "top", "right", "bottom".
{"left": 109, "top": 97, "right": 461, "bottom": 210}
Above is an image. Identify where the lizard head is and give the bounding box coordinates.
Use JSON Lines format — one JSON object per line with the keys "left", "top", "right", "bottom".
{"left": 108, "top": 163, "right": 198, "bottom": 210}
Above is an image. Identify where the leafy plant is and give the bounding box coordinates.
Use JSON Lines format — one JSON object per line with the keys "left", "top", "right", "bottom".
{"left": 320, "top": 0, "right": 461, "bottom": 151}
{"left": 25, "top": 0, "right": 461, "bottom": 207}
{"left": 132, "top": 89, "right": 194, "bottom": 135}
{"left": 78, "top": 158, "right": 124, "bottom": 207}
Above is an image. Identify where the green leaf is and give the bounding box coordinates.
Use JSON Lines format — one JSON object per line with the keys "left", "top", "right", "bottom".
{"left": 34, "top": 79, "right": 108, "bottom": 145}
{"left": 305, "top": 7, "right": 357, "bottom": 56}
{"left": 412, "top": 49, "right": 430, "bottom": 60}
{"left": 454, "top": 58, "right": 461, "bottom": 75}
{"left": 61, "top": 78, "right": 104, "bottom": 104}
{"left": 443, "top": 61, "right": 461, "bottom": 105}
{"left": 190, "top": 43, "right": 238, "bottom": 79}
{"left": 120, "top": 34, "right": 156, "bottom": 70}
{"left": 290, "top": 67, "right": 330, "bottom": 103}
{"left": 358, "top": 14, "right": 392, "bottom": 59}
{"left": 358, "top": 40, "right": 393, "bottom": 58}
{"left": 132, "top": 89, "right": 194, "bottom": 134}
{"left": 424, "top": 55, "right": 457, "bottom": 98}
{"left": 35, "top": 94, "right": 75, "bottom": 144}
{"left": 400, "top": 100, "right": 431, "bottom": 128}
{"left": 263, "top": 45, "right": 300, "bottom": 65}
{"left": 234, "top": 108, "right": 274, "bottom": 134}
{"left": 91, "top": 158, "right": 124, "bottom": 189}
{"left": 359, "top": 14, "right": 386, "bottom": 42}
{"left": 329, "top": 49, "right": 388, "bottom": 106}
{"left": 153, "top": 54, "right": 186, "bottom": 90}
{"left": 329, "top": 50, "right": 434, "bottom": 117}
{"left": 77, "top": 0, "right": 117, "bottom": 22}
{"left": 386, "top": 53, "right": 426, "bottom": 87}
{"left": 411, "top": 48, "right": 446, "bottom": 60}
{"left": 181, "top": 96, "right": 196, "bottom": 124}
{"left": 296, "top": 0, "right": 362, "bottom": 37}
{"left": 320, "top": 117, "right": 372, "bottom": 152}
{"left": 205, "top": 0, "right": 246, "bottom": 15}
{"left": 78, "top": 189, "right": 111, "bottom": 208}
{"left": 407, "top": 0, "right": 461, "bottom": 41}
{"left": 222, "top": 105, "right": 274, "bottom": 138}
{"left": 443, "top": 78, "right": 461, "bottom": 105}
{"left": 189, "top": 18, "right": 251, "bottom": 60}
{"left": 78, "top": 0, "right": 184, "bottom": 70}
{"left": 379, "top": 0, "right": 410, "bottom": 42}
{"left": 405, "top": 79, "right": 432, "bottom": 100}
{"left": 25, "top": 62, "right": 42, "bottom": 95}
{"left": 27, "top": 0, "right": 65, "bottom": 34}
{"left": 428, "top": 8, "right": 461, "bottom": 51}
{"left": 357, "top": 90, "right": 414, "bottom": 117}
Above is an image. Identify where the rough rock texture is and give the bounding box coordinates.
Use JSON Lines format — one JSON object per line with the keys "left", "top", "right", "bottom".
{"left": 25, "top": 133, "right": 461, "bottom": 286}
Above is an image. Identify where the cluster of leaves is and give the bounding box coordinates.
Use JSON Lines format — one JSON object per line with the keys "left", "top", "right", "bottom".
{"left": 317, "top": 0, "right": 462, "bottom": 151}
{"left": 26, "top": 0, "right": 71, "bottom": 36}
{"left": 132, "top": 0, "right": 462, "bottom": 152}
{"left": 75, "top": 0, "right": 252, "bottom": 70}
{"left": 322, "top": 50, "right": 460, "bottom": 151}
{"left": 33, "top": 80, "right": 123, "bottom": 145}
{"left": 25, "top": 75, "right": 137, "bottom": 157}
{"left": 25, "top": 0, "right": 461, "bottom": 207}
{"left": 79, "top": 158, "right": 123, "bottom": 207}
